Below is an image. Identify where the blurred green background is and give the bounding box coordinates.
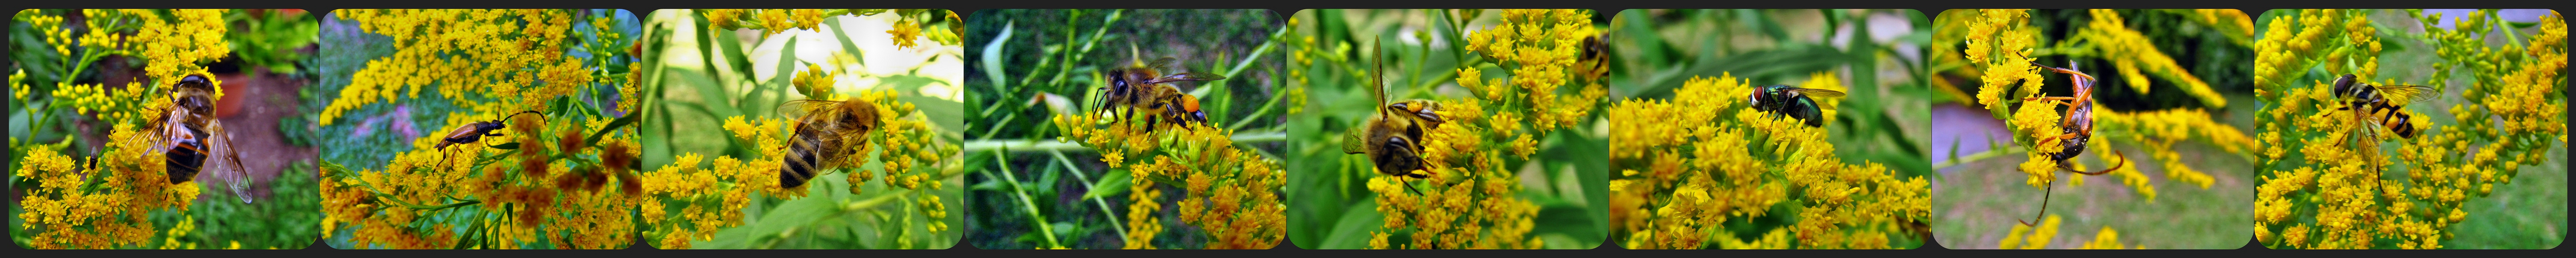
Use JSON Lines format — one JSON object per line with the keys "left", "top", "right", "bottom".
{"left": 1602, "top": 9, "right": 1936, "bottom": 249}
{"left": 1282, "top": 9, "right": 1606, "bottom": 250}
{"left": 1929, "top": 9, "right": 2255, "bottom": 249}
{"left": 961, "top": 9, "right": 1284, "bottom": 249}
{"left": 638, "top": 9, "right": 966, "bottom": 249}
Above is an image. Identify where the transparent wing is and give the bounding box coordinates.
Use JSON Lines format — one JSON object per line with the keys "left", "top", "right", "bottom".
{"left": 2373, "top": 85, "right": 2440, "bottom": 104}
{"left": 1147, "top": 57, "right": 1178, "bottom": 70}
{"left": 207, "top": 121, "right": 254, "bottom": 203}
{"left": 1150, "top": 72, "right": 1226, "bottom": 84}
{"left": 775, "top": 99, "right": 842, "bottom": 122}
{"left": 1784, "top": 88, "right": 1847, "bottom": 98}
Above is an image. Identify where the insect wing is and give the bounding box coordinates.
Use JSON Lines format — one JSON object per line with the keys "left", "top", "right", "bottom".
{"left": 2371, "top": 85, "right": 2440, "bottom": 104}
{"left": 1147, "top": 57, "right": 1178, "bottom": 70}
{"left": 206, "top": 121, "right": 255, "bottom": 203}
{"left": 1782, "top": 88, "right": 1847, "bottom": 98}
{"left": 1150, "top": 72, "right": 1227, "bottom": 84}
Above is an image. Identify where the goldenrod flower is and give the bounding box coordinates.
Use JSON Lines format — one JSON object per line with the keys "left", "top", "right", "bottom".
{"left": 888, "top": 20, "right": 924, "bottom": 50}
{"left": 1610, "top": 73, "right": 1929, "bottom": 249}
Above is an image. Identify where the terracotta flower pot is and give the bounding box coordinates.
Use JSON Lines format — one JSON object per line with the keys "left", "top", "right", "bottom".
{"left": 216, "top": 73, "right": 248, "bottom": 118}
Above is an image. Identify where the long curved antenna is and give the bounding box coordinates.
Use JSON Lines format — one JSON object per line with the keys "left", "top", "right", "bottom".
{"left": 2022, "top": 177, "right": 2053, "bottom": 227}
{"left": 2070, "top": 149, "right": 2129, "bottom": 175}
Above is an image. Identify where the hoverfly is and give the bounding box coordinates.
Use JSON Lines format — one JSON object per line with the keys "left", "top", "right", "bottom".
{"left": 2017, "top": 62, "right": 2130, "bottom": 225}
{"left": 1748, "top": 85, "right": 1847, "bottom": 127}
{"left": 1343, "top": 38, "right": 1446, "bottom": 195}
{"left": 2328, "top": 74, "right": 2438, "bottom": 194}
{"left": 1100, "top": 57, "right": 1227, "bottom": 131}
{"left": 775, "top": 96, "right": 883, "bottom": 189}
{"left": 129, "top": 74, "right": 253, "bottom": 203}
{"left": 436, "top": 110, "right": 543, "bottom": 150}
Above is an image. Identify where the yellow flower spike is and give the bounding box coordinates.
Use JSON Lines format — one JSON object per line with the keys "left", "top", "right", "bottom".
{"left": 1612, "top": 71, "right": 1925, "bottom": 249}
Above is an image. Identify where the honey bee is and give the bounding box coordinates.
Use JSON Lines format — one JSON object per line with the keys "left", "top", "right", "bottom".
{"left": 128, "top": 74, "right": 253, "bottom": 203}
{"left": 775, "top": 96, "right": 883, "bottom": 189}
{"left": 1343, "top": 38, "right": 1445, "bottom": 195}
{"left": 2328, "top": 74, "right": 2438, "bottom": 194}
{"left": 2017, "top": 62, "right": 2129, "bottom": 225}
{"left": 436, "top": 110, "right": 543, "bottom": 150}
{"left": 1100, "top": 57, "right": 1226, "bottom": 131}
{"left": 1747, "top": 85, "right": 1846, "bottom": 127}
{"left": 1578, "top": 36, "right": 1609, "bottom": 82}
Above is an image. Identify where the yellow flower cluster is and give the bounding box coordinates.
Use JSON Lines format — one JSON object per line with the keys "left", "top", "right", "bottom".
{"left": 18, "top": 9, "right": 230, "bottom": 123}
{"left": 13, "top": 9, "right": 228, "bottom": 250}
{"left": 321, "top": 114, "right": 642, "bottom": 249}
{"left": 1608, "top": 73, "right": 1931, "bottom": 249}
{"left": 644, "top": 89, "right": 957, "bottom": 249}
{"left": 1996, "top": 215, "right": 2139, "bottom": 249}
{"left": 1963, "top": 9, "right": 2044, "bottom": 110}
{"left": 2079, "top": 9, "right": 2229, "bottom": 107}
{"left": 2080, "top": 108, "right": 2249, "bottom": 200}
{"left": 1050, "top": 108, "right": 1287, "bottom": 249}
{"left": 1459, "top": 9, "right": 1604, "bottom": 136}
{"left": 699, "top": 9, "right": 829, "bottom": 38}
{"left": 316, "top": 9, "right": 640, "bottom": 249}
{"left": 323, "top": 9, "right": 599, "bottom": 124}
{"left": 2253, "top": 10, "right": 2564, "bottom": 249}
{"left": 16, "top": 131, "right": 202, "bottom": 249}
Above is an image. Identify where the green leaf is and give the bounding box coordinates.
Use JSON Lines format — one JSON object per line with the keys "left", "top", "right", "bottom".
{"left": 1081, "top": 169, "right": 1132, "bottom": 200}
{"left": 1317, "top": 201, "right": 1384, "bottom": 249}
{"left": 981, "top": 21, "right": 1015, "bottom": 91}
{"left": 586, "top": 113, "right": 639, "bottom": 148}
{"left": 750, "top": 189, "right": 837, "bottom": 239}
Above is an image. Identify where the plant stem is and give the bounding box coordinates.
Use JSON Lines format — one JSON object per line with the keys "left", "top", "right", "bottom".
{"left": 1049, "top": 150, "right": 1130, "bottom": 241}
{"left": 984, "top": 150, "right": 1061, "bottom": 248}
{"left": 1932, "top": 147, "right": 2026, "bottom": 169}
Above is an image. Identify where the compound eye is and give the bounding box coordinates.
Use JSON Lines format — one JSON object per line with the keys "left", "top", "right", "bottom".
{"left": 1748, "top": 89, "right": 1763, "bottom": 106}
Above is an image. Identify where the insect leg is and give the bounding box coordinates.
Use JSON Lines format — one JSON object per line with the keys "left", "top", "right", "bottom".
{"left": 2022, "top": 177, "right": 2054, "bottom": 227}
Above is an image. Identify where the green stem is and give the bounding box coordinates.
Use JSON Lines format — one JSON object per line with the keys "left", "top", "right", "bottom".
{"left": 985, "top": 150, "right": 1061, "bottom": 248}
{"left": 1049, "top": 150, "right": 1130, "bottom": 241}
{"left": 1931, "top": 147, "right": 2027, "bottom": 169}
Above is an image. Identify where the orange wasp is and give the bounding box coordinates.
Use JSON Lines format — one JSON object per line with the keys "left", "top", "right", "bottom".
{"left": 2018, "top": 61, "right": 2130, "bottom": 225}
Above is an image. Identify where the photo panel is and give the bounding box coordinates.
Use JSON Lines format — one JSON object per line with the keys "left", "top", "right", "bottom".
{"left": 1601, "top": 9, "right": 1935, "bottom": 250}
{"left": 11, "top": 8, "right": 325, "bottom": 250}
{"left": 1283, "top": 9, "right": 1608, "bottom": 250}
{"left": 963, "top": 9, "right": 1287, "bottom": 250}
{"left": 312, "top": 9, "right": 642, "bottom": 249}
{"left": 2249, "top": 9, "right": 2565, "bottom": 250}
{"left": 633, "top": 9, "right": 967, "bottom": 249}
{"left": 1929, "top": 9, "right": 2256, "bottom": 249}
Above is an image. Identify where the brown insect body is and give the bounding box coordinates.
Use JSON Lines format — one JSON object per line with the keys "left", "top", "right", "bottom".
{"left": 437, "top": 110, "right": 541, "bottom": 150}
{"left": 1342, "top": 38, "right": 1445, "bottom": 195}
{"left": 132, "top": 74, "right": 253, "bottom": 203}
{"left": 1101, "top": 57, "right": 1225, "bottom": 131}
{"left": 2326, "top": 74, "right": 2438, "bottom": 197}
{"left": 777, "top": 97, "right": 883, "bottom": 189}
{"left": 2017, "top": 62, "right": 2130, "bottom": 225}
